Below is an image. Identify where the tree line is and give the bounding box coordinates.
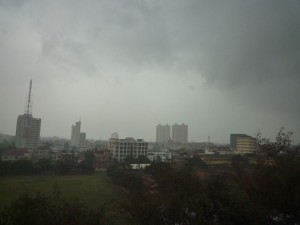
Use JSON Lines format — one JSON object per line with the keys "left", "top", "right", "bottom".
{"left": 106, "top": 128, "right": 300, "bottom": 225}
{"left": 0, "top": 150, "right": 96, "bottom": 175}
{"left": 0, "top": 128, "right": 299, "bottom": 225}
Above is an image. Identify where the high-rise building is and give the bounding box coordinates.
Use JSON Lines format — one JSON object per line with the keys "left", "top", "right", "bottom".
{"left": 71, "top": 121, "right": 81, "bottom": 146}
{"left": 108, "top": 137, "right": 148, "bottom": 162}
{"left": 80, "top": 132, "right": 86, "bottom": 145}
{"left": 172, "top": 123, "right": 188, "bottom": 144}
{"left": 15, "top": 80, "right": 41, "bottom": 149}
{"left": 156, "top": 124, "right": 171, "bottom": 143}
{"left": 71, "top": 121, "right": 87, "bottom": 147}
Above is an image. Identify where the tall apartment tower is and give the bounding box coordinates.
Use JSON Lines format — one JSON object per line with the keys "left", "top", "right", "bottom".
{"left": 156, "top": 124, "right": 171, "bottom": 143}
{"left": 71, "top": 121, "right": 81, "bottom": 146}
{"left": 15, "top": 80, "right": 41, "bottom": 149}
{"left": 172, "top": 123, "right": 188, "bottom": 144}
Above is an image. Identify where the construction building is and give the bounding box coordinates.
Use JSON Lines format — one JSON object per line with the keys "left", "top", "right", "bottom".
{"left": 15, "top": 80, "right": 41, "bottom": 149}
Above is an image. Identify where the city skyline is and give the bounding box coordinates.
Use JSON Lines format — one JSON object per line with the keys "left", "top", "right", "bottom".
{"left": 0, "top": 0, "right": 299, "bottom": 143}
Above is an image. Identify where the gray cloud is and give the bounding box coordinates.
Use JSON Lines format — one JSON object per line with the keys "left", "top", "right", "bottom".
{"left": 0, "top": 0, "right": 299, "bottom": 142}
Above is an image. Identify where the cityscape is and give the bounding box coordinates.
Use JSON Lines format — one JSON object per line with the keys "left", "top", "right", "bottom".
{"left": 1, "top": 79, "right": 261, "bottom": 166}
{"left": 0, "top": 0, "right": 299, "bottom": 224}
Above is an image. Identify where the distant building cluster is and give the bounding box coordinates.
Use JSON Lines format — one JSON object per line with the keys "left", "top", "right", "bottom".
{"left": 5, "top": 79, "right": 261, "bottom": 172}
{"left": 156, "top": 123, "right": 188, "bottom": 144}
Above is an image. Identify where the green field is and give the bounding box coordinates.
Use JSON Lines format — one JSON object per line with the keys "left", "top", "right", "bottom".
{"left": 0, "top": 173, "right": 123, "bottom": 209}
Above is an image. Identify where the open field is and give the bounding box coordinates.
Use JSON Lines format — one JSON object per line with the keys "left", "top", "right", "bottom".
{"left": 0, "top": 173, "right": 123, "bottom": 209}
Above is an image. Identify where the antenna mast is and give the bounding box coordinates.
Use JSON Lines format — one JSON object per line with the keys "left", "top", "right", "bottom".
{"left": 25, "top": 79, "right": 32, "bottom": 115}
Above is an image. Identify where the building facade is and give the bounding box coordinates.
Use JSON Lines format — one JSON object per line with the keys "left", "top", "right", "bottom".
{"left": 1, "top": 149, "right": 31, "bottom": 161}
{"left": 71, "top": 121, "right": 81, "bottom": 146}
{"left": 108, "top": 137, "right": 148, "bottom": 162}
{"left": 236, "top": 136, "right": 256, "bottom": 155}
{"left": 15, "top": 114, "right": 41, "bottom": 149}
{"left": 80, "top": 132, "right": 86, "bottom": 145}
{"left": 15, "top": 80, "right": 41, "bottom": 149}
{"left": 93, "top": 149, "right": 112, "bottom": 171}
{"left": 172, "top": 123, "right": 188, "bottom": 144}
{"left": 71, "top": 121, "right": 87, "bottom": 147}
{"left": 156, "top": 124, "right": 171, "bottom": 143}
{"left": 230, "top": 134, "right": 248, "bottom": 149}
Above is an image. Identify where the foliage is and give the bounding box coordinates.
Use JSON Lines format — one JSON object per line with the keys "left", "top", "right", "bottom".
{"left": 185, "top": 157, "right": 207, "bottom": 171}
{"left": 256, "top": 127, "right": 294, "bottom": 158}
{"left": 1, "top": 128, "right": 299, "bottom": 225}
{"left": 107, "top": 163, "right": 143, "bottom": 191}
{"left": 107, "top": 129, "right": 300, "bottom": 225}
{"left": 55, "top": 159, "right": 75, "bottom": 175}
{"left": 0, "top": 189, "right": 104, "bottom": 225}
{"left": 83, "top": 150, "right": 95, "bottom": 172}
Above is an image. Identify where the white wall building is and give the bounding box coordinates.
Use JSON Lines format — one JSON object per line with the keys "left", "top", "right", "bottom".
{"left": 147, "top": 151, "right": 172, "bottom": 162}
{"left": 172, "top": 123, "right": 188, "bottom": 144}
{"left": 156, "top": 124, "right": 171, "bottom": 143}
{"left": 108, "top": 137, "right": 148, "bottom": 162}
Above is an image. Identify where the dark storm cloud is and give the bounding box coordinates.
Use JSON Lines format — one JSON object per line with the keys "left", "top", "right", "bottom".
{"left": 159, "top": 0, "right": 300, "bottom": 86}
{"left": 0, "top": 0, "right": 299, "bottom": 141}
{"left": 200, "top": 0, "right": 300, "bottom": 86}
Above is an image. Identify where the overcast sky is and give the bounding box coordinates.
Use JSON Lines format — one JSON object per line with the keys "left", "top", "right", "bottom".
{"left": 0, "top": 0, "right": 299, "bottom": 143}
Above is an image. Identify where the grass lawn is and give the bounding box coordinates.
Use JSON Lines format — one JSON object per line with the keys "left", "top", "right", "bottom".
{"left": 0, "top": 172, "right": 123, "bottom": 209}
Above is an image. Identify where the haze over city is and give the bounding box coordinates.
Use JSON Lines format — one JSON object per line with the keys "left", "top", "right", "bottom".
{"left": 0, "top": 0, "right": 299, "bottom": 143}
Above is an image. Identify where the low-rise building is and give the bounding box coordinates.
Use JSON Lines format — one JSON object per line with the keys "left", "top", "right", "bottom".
{"left": 1, "top": 149, "right": 31, "bottom": 161}
{"left": 93, "top": 149, "right": 112, "bottom": 171}
{"left": 147, "top": 151, "right": 172, "bottom": 162}
{"left": 236, "top": 136, "right": 257, "bottom": 155}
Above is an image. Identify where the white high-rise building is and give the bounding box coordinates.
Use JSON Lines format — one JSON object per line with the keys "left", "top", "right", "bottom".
{"left": 71, "top": 121, "right": 87, "bottom": 146}
{"left": 71, "top": 121, "right": 81, "bottom": 146}
{"left": 156, "top": 124, "right": 171, "bottom": 143}
{"left": 15, "top": 80, "right": 41, "bottom": 149}
{"left": 172, "top": 123, "right": 188, "bottom": 144}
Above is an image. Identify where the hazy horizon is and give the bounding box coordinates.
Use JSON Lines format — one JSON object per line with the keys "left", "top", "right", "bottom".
{"left": 1, "top": 0, "right": 299, "bottom": 144}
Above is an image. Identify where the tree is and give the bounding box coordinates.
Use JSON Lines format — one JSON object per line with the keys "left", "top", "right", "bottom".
{"left": 185, "top": 157, "right": 207, "bottom": 171}
{"left": 55, "top": 159, "right": 74, "bottom": 175}
{"left": 256, "top": 127, "right": 293, "bottom": 159}
{"left": 251, "top": 128, "right": 300, "bottom": 224}
{"left": 35, "top": 158, "right": 53, "bottom": 172}
{"left": 83, "top": 150, "right": 95, "bottom": 172}
{"left": 0, "top": 189, "right": 104, "bottom": 225}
